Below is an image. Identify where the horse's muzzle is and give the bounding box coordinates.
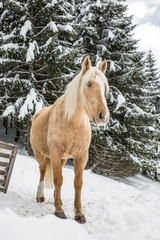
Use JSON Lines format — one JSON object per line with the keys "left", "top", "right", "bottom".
{"left": 92, "top": 114, "right": 110, "bottom": 126}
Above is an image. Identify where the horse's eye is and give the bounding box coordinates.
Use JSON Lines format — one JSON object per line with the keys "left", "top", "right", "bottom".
{"left": 87, "top": 81, "right": 91, "bottom": 87}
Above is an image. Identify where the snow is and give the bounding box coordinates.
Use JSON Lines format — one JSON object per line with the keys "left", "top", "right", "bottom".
{"left": 2, "top": 88, "right": 44, "bottom": 120}
{"left": 18, "top": 88, "right": 43, "bottom": 119}
{"left": 46, "top": 0, "right": 58, "bottom": 8}
{"left": 109, "top": 60, "right": 116, "bottom": 71}
{"left": 96, "top": 0, "right": 102, "bottom": 8}
{"left": 0, "top": 208, "right": 90, "bottom": 240}
{"left": 114, "top": 93, "right": 126, "bottom": 111}
{"left": 50, "top": 0, "right": 58, "bottom": 6}
{"left": 2, "top": 28, "right": 16, "bottom": 41}
{"left": 2, "top": 105, "right": 15, "bottom": 117}
{"left": 57, "top": 24, "right": 73, "bottom": 33}
{"left": 47, "top": 21, "right": 58, "bottom": 33}
{"left": 41, "top": 37, "right": 52, "bottom": 48}
{"left": 157, "top": 160, "right": 160, "bottom": 175}
{"left": 0, "top": 9, "right": 8, "bottom": 21}
{"left": 133, "top": 104, "right": 144, "bottom": 114}
{"left": 0, "top": 152, "right": 160, "bottom": 240}
{"left": 58, "top": 45, "right": 63, "bottom": 53}
{"left": 97, "top": 45, "right": 107, "bottom": 56}
{"left": 26, "top": 41, "right": 39, "bottom": 62}
{"left": 158, "top": 144, "right": 160, "bottom": 154}
{"left": 64, "top": 24, "right": 73, "bottom": 32}
{"left": 148, "top": 126, "right": 155, "bottom": 131}
{"left": 108, "top": 30, "right": 115, "bottom": 40}
{"left": 26, "top": 42, "right": 35, "bottom": 62}
{"left": 20, "top": 20, "right": 32, "bottom": 40}
{"left": 1, "top": 43, "right": 19, "bottom": 51}
{"left": 0, "top": 58, "right": 21, "bottom": 64}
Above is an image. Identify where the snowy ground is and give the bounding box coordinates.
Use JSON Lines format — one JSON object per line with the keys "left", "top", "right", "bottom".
{"left": 0, "top": 151, "right": 160, "bottom": 240}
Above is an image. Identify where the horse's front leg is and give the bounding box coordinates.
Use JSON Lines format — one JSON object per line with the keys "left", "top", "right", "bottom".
{"left": 74, "top": 151, "right": 88, "bottom": 224}
{"left": 51, "top": 152, "right": 67, "bottom": 219}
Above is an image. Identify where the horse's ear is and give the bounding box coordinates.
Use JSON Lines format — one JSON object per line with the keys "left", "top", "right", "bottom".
{"left": 98, "top": 59, "right": 107, "bottom": 73}
{"left": 82, "top": 55, "right": 91, "bottom": 74}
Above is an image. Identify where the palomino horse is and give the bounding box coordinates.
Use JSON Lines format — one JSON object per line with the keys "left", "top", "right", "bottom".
{"left": 30, "top": 56, "right": 110, "bottom": 223}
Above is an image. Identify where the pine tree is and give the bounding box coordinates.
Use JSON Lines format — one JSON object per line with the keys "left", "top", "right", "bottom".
{"left": 140, "top": 50, "right": 160, "bottom": 178}
{"left": 74, "top": 0, "right": 150, "bottom": 176}
{"left": 116, "top": 50, "right": 160, "bottom": 179}
{"left": 144, "top": 50, "right": 160, "bottom": 113}
{"left": 0, "top": 0, "right": 77, "bottom": 152}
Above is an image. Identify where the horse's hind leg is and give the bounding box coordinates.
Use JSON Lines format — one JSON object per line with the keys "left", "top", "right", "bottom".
{"left": 34, "top": 152, "right": 47, "bottom": 203}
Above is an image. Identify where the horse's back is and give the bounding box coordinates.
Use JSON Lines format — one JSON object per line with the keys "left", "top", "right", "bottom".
{"left": 32, "top": 105, "right": 52, "bottom": 125}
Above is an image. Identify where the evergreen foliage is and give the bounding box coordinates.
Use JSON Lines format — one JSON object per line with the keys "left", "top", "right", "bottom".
{"left": 0, "top": 0, "right": 77, "bottom": 152}
{"left": 144, "top": 50, "right": 160, "bottom": 114}
{"left": 0, "top": 0, "right": 159, "bottom": 178}
{"left": 74, "top": 0, "right": 146, "bottom": 176}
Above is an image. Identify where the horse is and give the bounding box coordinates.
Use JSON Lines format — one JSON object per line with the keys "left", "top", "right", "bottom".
{"left": 30, "top": 55, "right": 110, "bottom": 224}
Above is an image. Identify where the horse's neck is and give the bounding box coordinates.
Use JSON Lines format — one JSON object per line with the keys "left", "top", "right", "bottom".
{"left": 69, "top": 105, "right": 90, "bottom": 129}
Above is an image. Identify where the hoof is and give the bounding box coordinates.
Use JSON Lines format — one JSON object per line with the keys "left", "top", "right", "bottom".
{"left": 36, "top": 196, "right": 45, "bottom": 203}
{"left": 54, "top": 211, "right": 67, "bottom": 219}
{"left": 75, "top": 215, "right": 86, "bottom": 224}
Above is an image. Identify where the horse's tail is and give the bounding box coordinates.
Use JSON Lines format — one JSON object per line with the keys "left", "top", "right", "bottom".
{"left": 45, "top": 158, "right": 53, "bottom": 189}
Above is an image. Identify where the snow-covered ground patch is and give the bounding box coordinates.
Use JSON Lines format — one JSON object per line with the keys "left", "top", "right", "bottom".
{"left": 0, "top": 152, "right": 160, "bottom": 240}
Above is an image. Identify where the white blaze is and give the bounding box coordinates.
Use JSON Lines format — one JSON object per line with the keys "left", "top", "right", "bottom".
{"left": 95, "top": 74, "right": 110, "bottom": 121}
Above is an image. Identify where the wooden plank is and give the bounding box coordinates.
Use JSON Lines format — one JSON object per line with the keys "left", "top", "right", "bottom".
{"left": 0, "top": 170, "right": 7, "bottom": 175}
{"left": 0, "top": 179, "right": 5, "bottom": 185}
{"left": 3, "top": 146, "right": 18, "bottom": 193}
{"left": 0, "top": 152, "right": 11, "bottom": 159}
{"left": 0, "top": 141, "right": 15, "bottom": 151}
{"left": 0, "top": 141, "right": 18, "bottom": 193}
{"left": 0, "top": 161, "right": 9, "bottom": 167}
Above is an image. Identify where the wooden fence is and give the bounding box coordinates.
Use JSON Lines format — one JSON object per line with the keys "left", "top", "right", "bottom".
{"left": 0, "top": 141, "right": 18, "bottom": 193}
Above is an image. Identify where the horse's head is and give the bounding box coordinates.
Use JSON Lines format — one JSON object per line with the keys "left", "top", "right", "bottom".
{"left": 80, "top": 56, "right": 110, "bottom": 126}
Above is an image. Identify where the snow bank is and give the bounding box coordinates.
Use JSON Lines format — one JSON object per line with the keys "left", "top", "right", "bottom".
{"left": 0, "top": 153, "right": 160, "bottom": 240}
{"left": 0, "top": 208, "right": 91, "bottom": 240}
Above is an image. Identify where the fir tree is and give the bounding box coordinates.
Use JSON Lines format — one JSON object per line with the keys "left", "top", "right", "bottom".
{"left": 74, "top": 0, "right": 146, "bottom": 176}
{"left": 118, "top": 50, "right": 160, "bottom": 179}
{"left": 141, "top": 50, "right": 160, "bottom": 178}
{"left": 144, "top": 50, "right": 160, "bottom": 113}
{"left": 0, "top": 0, "right": 77, "bottom": 152}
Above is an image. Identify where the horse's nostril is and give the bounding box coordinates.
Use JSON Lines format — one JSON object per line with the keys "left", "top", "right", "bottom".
{"left": 98, "top": 112, "right": 103, "bottom": 120}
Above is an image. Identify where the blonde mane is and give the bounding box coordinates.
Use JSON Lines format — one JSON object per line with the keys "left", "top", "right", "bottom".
{"left": 64, "top": 72, "right": 81, "bottom": 120}
{"left": 64, "top": 67, "right": 108, "bottom": 120}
